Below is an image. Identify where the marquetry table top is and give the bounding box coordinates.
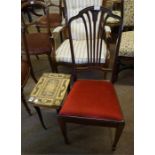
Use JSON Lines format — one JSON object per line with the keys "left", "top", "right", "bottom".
{"left": 28, "top": 73, "right": 71, "bottom": 108}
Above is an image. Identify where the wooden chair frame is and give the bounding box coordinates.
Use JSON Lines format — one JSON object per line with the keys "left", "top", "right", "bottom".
{"left": 22, "top": 1, "right": 55, "bottom": 82}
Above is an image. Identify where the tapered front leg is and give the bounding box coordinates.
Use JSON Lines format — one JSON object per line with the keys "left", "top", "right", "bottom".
{"left": 112, "top": 122, "right": 125, "bottom": 151}
{"left": 30, "top": 67, "right": 37, "bottom": 83}
{"left": 58, "top": 119, "right": 69, "bottom": 144}
{"left": 21, "top": 90, "right": 32, "bottom": 116}
{"left": 34, "top": 106, "right": 47, "bottom": 130}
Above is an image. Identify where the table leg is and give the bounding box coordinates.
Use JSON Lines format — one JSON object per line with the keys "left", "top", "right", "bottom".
{"left": 34, "top": 106, "right": 47, "bottom": 130}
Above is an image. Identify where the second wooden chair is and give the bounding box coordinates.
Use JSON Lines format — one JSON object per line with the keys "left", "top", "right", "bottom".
{"left": 22, "top": 1, "right": 55, "bottom": 81}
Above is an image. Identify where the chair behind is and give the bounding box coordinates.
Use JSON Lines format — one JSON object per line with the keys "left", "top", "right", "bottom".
{"left": 37, "top": 0, "right": 64, "bottom": 41}
{"left": 37, "top": 0, "right": 63, "bottom": 28}
{"left": 113, "top": 0, "right": 134, "bottom": 81}
{"left": 53, "top": 1, "right": 122, "bottom": 74}
{"left": 22, "top": 1, "right": 54, "bottom": 81}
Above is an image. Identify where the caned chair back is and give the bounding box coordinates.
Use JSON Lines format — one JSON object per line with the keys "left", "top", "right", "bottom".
{"left": 68, "top": 6, "right": 123, "bottom": 74}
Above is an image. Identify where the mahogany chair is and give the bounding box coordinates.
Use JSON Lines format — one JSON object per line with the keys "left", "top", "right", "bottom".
{"left": 22, "top": 1, "right": 55, "bottom": 81}
{"left": 21, "top": 59, "right": 32, "bottom": 115}
{"left": 57, "top": 6, "right": 125, "bottom": 151}
{"left": 113, "top": 0, "right": 134, "bottom": 81}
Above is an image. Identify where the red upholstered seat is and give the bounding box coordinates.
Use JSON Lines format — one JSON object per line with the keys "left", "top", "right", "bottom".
{"left": 60, "top": 80, "right": 123, "bottom": 121}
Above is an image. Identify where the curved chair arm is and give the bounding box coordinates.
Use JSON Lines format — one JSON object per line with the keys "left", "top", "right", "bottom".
{"left": 53, "top": 25, "right": 68, "bottom": 39}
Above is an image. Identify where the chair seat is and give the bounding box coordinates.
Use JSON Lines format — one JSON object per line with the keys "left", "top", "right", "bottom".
{"left": 21, "top": 60, "right": 30, "bottom": 87}
{"left": 59, "top": 80, "right": 123, "bottom": 121}
{"left": 26, "top": 33, "right": 51, "bottom": 55}
{"left": 119, "top": 31, "right": 134, "bottom": 57}
{"left": 38, "top": 13, "right": 62, "bottom": 28}
{"left": 55, "top": 39, "right": 108, "bottom": 64}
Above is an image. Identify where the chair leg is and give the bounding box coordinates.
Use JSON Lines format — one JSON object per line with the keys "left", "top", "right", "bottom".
{"left": 34, "top": 106, "right": 47, "bottom": 130}
{"left": 103, "top": 72, "right": 107, "bottom": 80}
{"left": 112, "top": 123, "right": 125, "bottom": 151}
{"left": 67, "top": 84, "right": 70, "bottom": 93}
{"left": 111, "top": 60, "right": 120, "bottom": 83}
{"left": 26, "top": 10, "right": 32, "bottom": 22}
{"left": 36, "top": 25, "right": 40, "bottom": 32}
{"left": 35, "top": 55, "right": 40, "bottom": 60}
{"left": 30, "top": 66, "right": 37, "bottom": 83}
{"left": 53, "top": 62, "right": 58, "bottom": 73}
{"left": 21, "top": 90, "right": 32, "bottom": 116}
{"left": 60, "top": 31, "right": 63, "bottom": 43}
{"left": 58, "top": 119, "right": 69, "bottom": 144}
{"left": 47, "top": 54, "right": 55, "bottom": 72}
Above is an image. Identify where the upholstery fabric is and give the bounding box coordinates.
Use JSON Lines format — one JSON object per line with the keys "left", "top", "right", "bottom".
{"left": 124, "top": 0, "right": 134, "bottom": 26}
{"left": 26, "top": 33, "right": 51, "bottom": 55}
{"left": 60, "top": 80, "right": 124, "bottom": 121}
{"left": 119, "top": 31, "right": 134, "bottom": 57}
{"left": 55, "top": 39, "right": 108, "bottom": 64}
{"left": 65, "top": 0, "right": 102, "bottom": 20}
